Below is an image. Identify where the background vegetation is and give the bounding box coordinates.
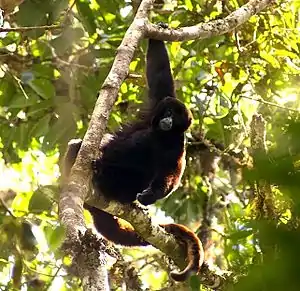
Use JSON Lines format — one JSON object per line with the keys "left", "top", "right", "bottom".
{"left": 0, "top": 0, "right": 300, "bottom": 290}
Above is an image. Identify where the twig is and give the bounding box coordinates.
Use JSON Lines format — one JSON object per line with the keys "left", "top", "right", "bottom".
{"left": 146, "top": 0, "right": 274, "bottom": 41}
{"left": 241, "top": 95, "right": 299, "bottom": 113}
{"left": 24, "top": 263, "right": 62, "bottom": 278}
{"left": 0, "top": 197, "right": 15, "bottom": 217}
{"left": 0, "top": 25, "right": 62, "bottom": 33}
{"left": 62, "top": 0, "right": 77, "bottom": 25}
{"left": 65, "top": 0, "right": 77, "bottom": 17}
{"left": 45, "top": 265, "right": 63, "bottom": 290}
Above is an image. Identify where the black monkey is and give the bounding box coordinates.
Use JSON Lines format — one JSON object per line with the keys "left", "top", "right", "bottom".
{"left": 92, "top": 39, "right": 192, "bottom": 206}
{"left": 64, "top": 39, "right": 203, "bottom": 281}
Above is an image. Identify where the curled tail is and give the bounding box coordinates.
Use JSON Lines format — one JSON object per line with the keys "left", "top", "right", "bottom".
{"left": 160, "top": 223, "right": 204, "bottom": 281}
{"left": 86, "top": 207, "right": 204, "bottom": 282}
{"left": 146, "top": 39, "right": 176, "bottom": 106}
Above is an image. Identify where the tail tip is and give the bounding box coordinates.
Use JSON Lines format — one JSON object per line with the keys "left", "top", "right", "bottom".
{"left": 170, "top": 269, "right": 198, "bottom": 282}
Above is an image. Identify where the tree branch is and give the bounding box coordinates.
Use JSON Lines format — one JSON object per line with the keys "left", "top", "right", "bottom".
{"left": 85, "top": 196, "right": 223, "bottom": 288}
{"left": 0, "top": 25, "right": 62, "bottom": 32}
{"left": 146, "top": 0, "right": 273, "bottom": 41}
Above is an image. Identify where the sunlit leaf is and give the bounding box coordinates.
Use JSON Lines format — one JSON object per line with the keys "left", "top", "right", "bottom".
{"left": 29, "top": 189, "right": 53, "bottom": 213}
{"left": 44, "top": 225, "right": 66, "bottom": 251}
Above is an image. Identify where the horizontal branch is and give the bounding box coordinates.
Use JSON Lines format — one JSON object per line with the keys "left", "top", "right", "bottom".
{"left": 85, "top": 196, "right": 223, "bottom": 288}
{"left": 0, "top": 25, "right": 62, "bottom": 32}
{"left": 241, "top": 95, "right": 300, "bottom": 113}
{"left": 146, "top": 0, "right": 272, "bottom": 41}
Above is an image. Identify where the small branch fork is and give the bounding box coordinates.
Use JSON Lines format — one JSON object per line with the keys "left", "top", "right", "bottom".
{"left": 53, "top": 0, "right": 274, "bottom": 290}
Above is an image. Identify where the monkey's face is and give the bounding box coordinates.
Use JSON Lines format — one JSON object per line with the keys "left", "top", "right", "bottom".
{"left": 152, "top": 97, "right": 192, "bottom": 133}
{"left": 158, "top": 109, "right": 173, "bottom": 131}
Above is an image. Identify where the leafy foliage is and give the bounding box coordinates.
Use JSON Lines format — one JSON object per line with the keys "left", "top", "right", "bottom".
{"left": 0, "top": 0, "right": 299, "bottom": 290}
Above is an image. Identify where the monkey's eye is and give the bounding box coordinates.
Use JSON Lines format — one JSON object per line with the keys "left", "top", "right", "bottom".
{"left": 165, "top": 110, "right": 172, "bottom": 117}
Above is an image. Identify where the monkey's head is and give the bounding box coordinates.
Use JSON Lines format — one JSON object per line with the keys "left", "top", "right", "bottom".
{"left": 152, "top": 97, "right": 192, "bottom": 133}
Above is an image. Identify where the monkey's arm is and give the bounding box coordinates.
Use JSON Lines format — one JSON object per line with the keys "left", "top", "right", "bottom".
{"left": 146, "top": 39, "right": 175, "bottom": 105}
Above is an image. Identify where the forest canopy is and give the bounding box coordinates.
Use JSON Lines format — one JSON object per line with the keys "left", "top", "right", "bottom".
{"left": 0, "top": 0, "right": 300, "bottom": 290}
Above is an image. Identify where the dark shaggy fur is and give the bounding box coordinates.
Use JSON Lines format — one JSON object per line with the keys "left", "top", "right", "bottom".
{"left": 64, "top": 39, "right": 203, "bottom": 281}
{"left": 91, "top": 39, "right": 192, "bottom": 206}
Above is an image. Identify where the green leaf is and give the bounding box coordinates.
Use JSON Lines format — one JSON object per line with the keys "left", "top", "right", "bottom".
{"left": 29, "top": 114, "right": 51, "bottom": 138}
{"left": 44, "top": 225, "right": 66, "bottom": 251}
{"left": 0, "top": 76, "right": 16, "bottom": 107}
{"left": 27, "top": 99, "right": 54, "bottom": 117}
{"left": 95, "top": 0, "right": 119, "bottom": 14}
{"left": 31, "top": 64, "right": 55, "bottom": 79}
{"left": 76, "top": 1, "right": 97, "bottom": 35}
{"left": 211, "top": 93, "right": 231, "bottom": 119}
{"left": 28, "top": 188, "right": 53, "bottom": 213}
{"left": 42, "top": 103, "right": 77, "bottom": 150}
{"left": 228, "top": 230, "right": 252, "bottom": 242}
{"left": 11, "top": 123, "right": 30, "bottom": 150}
{"left": 9, "top": 93, "right": 39, "bottom": 108}
{"left": 28, "top": 79, "right": 55, "bottom": 100}
{"left": 16, "top": 0, "right": 48, "bottom": 39}
{"left": 185, "top": 0, "right": 193, "bottom": 11}
{"left": 31, "top": 41, "right": 53, "bottom": 60}
{"left": 260, "top": 51, "right": 281, "bottom": 68}
{"left": 0, "top": 32, "right": 20, "bottom": 47}
{"left": 189, "top": 275, "right": 201, "bottom": 290}
{"left": 47, "top": 0, "right": 69, "bottom": 23}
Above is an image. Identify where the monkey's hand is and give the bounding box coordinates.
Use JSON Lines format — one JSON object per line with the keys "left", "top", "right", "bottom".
{"left": 137, "top": 188, "right": 161, "bottom": 206}
{"left": 157, "top": 22, "right": 169, "bottom": 29}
